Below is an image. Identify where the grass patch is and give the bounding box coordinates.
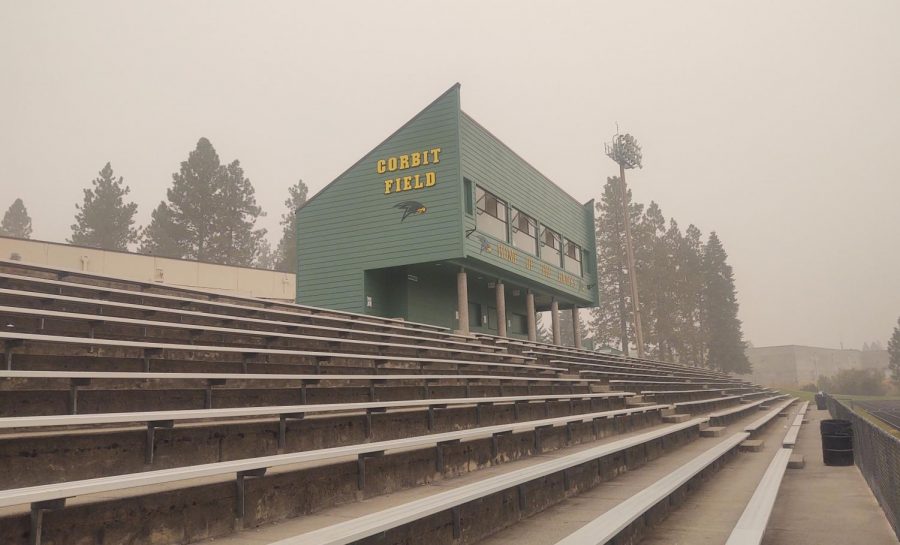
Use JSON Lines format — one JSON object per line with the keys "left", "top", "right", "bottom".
{"left": 849, "top": 405, "right": 900, "bottom": 439}
{"left": 830, "top": 393, "right": 900, "bottom": 402}
{"left": 776, "top": 388, "right": 814, "bottom": 401}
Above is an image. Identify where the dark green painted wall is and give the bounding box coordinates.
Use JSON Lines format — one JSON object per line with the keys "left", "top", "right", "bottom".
{"left": 296, "top": 86, "right": 464, "bottom": 313}
{"left": 459, "top": 112, "right": 599, "bottom": 306}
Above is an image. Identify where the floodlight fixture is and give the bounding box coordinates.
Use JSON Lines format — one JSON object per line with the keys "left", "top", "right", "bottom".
{"left": 605, "top": 133, "right": 643, "bottom": 170}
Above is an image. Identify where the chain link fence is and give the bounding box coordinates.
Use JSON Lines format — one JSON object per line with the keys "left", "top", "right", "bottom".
{"left": 825, "top": 394, "right": 900, "bottom": 540}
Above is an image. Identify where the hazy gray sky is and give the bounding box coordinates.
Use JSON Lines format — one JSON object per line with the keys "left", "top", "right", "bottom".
{"left": 1, "top": 1, "right": 898, "bottom": 349}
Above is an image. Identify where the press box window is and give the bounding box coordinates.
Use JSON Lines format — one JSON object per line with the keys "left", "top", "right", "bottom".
{"left": 564, "top": 239, "right": 583, "bottom": 276}
{"left": 475, "top": 185, "right": 508, "bottom": 242}
{"left": 511, "top": 207, "right": 538, "bottom": 255}
{"left": 541, "top": 225, "right": 562, "bottom": 266}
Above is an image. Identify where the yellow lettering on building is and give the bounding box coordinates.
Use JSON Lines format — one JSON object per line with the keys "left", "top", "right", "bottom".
{"left": 497, "top": 244, "right": 518, "bottom": 265}
{"left": 377, "top": 147, "right": 442, "bottom": 195}
{"left": 481, "top": 241, "right": 587, "bottom": 293}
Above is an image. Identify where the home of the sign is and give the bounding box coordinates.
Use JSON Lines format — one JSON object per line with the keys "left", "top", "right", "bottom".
{"left": 492, "top": 242, "right": 579, "bottom": 290}
{"left": 378, "top": 147, "right": 442, "bottom": 194}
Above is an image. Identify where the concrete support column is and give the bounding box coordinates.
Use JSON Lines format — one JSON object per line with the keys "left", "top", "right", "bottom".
{"left": 525, "top": 289, "right": 536, "bottom": 342}
{"left": 495, "top": 280, "right": 507, "bottom": 337}
{"left": 550, "top": 298, "right": 561, "bottom": 345}
{"left": 456, "top": 268, "right": 469, "bottom": 335}
{"left": 572, "top": 306, "right": 582, "bottom": 349}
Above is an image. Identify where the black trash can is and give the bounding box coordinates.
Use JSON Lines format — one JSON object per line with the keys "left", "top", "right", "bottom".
{"left": 820, "top": 419, "right": 853, "bottom": 466}
{"left": 814, "top": 392, "right": 827, "bottom": 410}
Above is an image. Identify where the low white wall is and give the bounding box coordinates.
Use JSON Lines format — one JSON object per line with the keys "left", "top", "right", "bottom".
{"left": 0, "top": 236, "right": 295, "bottom": 301}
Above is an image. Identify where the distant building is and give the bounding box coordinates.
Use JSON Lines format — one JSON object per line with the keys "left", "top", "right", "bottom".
{"left": 296, "top": 84, "right": 599, "bottom": 344}
{"left": 742, "top": 345, "right": 889, "bottom": 387}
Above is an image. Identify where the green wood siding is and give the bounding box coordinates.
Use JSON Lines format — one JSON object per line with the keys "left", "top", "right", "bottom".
{"left": 296, "top": 86, "right": 463, "bottom": 312}
{"left": 459, "top": 112, "right": 599, "bottom": 306}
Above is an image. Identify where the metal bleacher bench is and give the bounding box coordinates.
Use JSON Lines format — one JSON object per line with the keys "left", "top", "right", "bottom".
{"left": 0, "top": 303, "right": 533, "bottom": 363}
{"left": 0, "top": 369, "right": 604, "bottom": 415}
{"left": 0, "top": 286, "right": 512, "bottom": 354}
{"left": 0, "top": 404, "right": 673, "bottom": 544}
{"left": 781, "top": 401, "right": 809, "bottom": 448}
{"left": 743, "top": 398, "right": 796, "bottom": 435}
{"left": 642, "top": 387, "right": 754, "bottom": 396}
{"left": 724, "top": 449, "right": 793, "bottom": 545}
{"left": 578, "top": 369, "right": 677, "bottom": 380}
{"left": 707, "top": 394, "right": 789, "bottom": 423}
{"left": 529, "top": 349, "right": 733, "bottom": 379}
{"left": 673, "top": 394, "right": 744, "bottom": 410}
{"left": 553, "top": 429, "right": 749, "bottom": 544}
{"left": 0, "top": 391, "right": 634, "bottom": 461}
{"left": 555, "top": 359, "right": 722, "bottom": 380}
{"left": 725, "top": 400, "right": 808, "bottom": 545}
{"left": 0, "top": 331, "right": 562, "bottom": 374}
{"left": 259, "top": 417, "right": 706, "bottom": 545}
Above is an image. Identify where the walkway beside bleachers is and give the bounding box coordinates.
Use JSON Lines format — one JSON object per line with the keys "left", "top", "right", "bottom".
{"left": 761, "top": 406, "right": 897, "bottom": 545}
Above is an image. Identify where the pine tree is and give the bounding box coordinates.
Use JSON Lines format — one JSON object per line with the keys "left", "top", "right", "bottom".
{"left": 588, "top": 177, "right": 642, "bottom": 355}
{"left": 141, "top": 138, "right": 266, "bottom": 266}
{"left": 209, "top": 159, "right": 266, "bottom": 266}
{"left": 675, "top": 224, "right": 705, "bottom": 366}
{"left": 275, "top": 180, "right": 309, "bottom": 273}
{"left": 142, "top": 138, "right": 220, "bottom": 259}
{"left": 254, "top": 239, "right": 276, "bottom": 270}
{"left": 0, "top": 199, "right": 33, "bottom": 239}
{"left": 659, "top": 219, "right": 685, "bottom": 360}
{"left": 69, "top": 162, "right": 139, "bottom": 250}
{"left": 536, "top": 313, "right": 553, "bottom": 344}
{"left": 140, "top": 202, "right": 189, "bottom": 258}
{"left": 888, "top": 317, "right": 900, "bottom": 384}
{"left": 701, "top": 232, "right": 750, "bottom": 373}
{"left": 559, "top": 308, "right": 590, "bottom": 348}
{"left": 633, "top": 202, "right": 672, "bottom": 359}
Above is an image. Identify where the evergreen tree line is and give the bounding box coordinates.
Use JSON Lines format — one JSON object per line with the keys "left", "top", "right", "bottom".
{"left": 588, "top": 177, "right": 751, "bottom": 373}
{"left": 889, "top": 317, "right": 900, "bottom": 386}
{"left": 0, "top": 138, "right": 307, "bottom": 273}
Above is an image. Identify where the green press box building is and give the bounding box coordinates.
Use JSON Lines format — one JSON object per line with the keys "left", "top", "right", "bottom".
{"left": 297, "top": 84, "right": 599, "bottom": 344}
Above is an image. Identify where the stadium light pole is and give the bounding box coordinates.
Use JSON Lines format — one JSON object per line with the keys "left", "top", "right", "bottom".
{"left": 605, "top": 132, "right": 646, "bottom": 359}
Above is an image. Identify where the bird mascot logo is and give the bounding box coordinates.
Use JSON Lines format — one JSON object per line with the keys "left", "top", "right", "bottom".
{"left": 394, "top": 201, "right": 427, "bottom": 222}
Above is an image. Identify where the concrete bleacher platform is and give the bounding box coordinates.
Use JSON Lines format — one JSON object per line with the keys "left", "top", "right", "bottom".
{"left": 0, "top": 261, "right": 893, "bottom": 545}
